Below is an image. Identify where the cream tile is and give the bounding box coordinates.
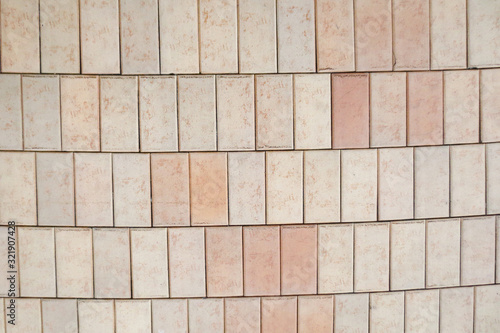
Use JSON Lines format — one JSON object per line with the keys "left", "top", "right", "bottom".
{"left": 468, "top": 0, "right": 500, "bottom": 67}
{"left": 189, "top": 299, "right": 224, "bottom": 333}
{"left": 298, "top": 296, "right": 334, "bottom": 333}
{"left": 115, "top": 301, "right": 151, "bottom": 333}
{"left": 152, "top": 299, "right": 188, "bottom": 333}
{"left": 475, "top": 285, "right": 500, "bottom": 331}
{"left": 224, "top": 298, "right": 260, "bottom": 333}
{"left": 370, "top": 292, "right": 404, "bottom": 333}
{"left": 335, "top": 294, "right": 369, "bottom": 333}
{"left": 405, "top": 290, "right": 439, "bottom": 333}
{"left": 481, "top": 69, "right": 500, "bottom": 142}
{"left": 487, "top": 143, "right": 500, "bottom": 214}
{"left": 0, "top": 227, "right": 18, "bottom": 297}
{"left": 439, "top": 287, "right": 473, "bottom": 333}
{"left": 6, "top": 299, "right": 41, "bottom": 333}
{"left": 262, "top": 297, "right": 297, "bottom": 333}
{"left": 42, "top": 299, "right": 77, "bottom": 333}
{"left": 0, "top": 75, "right": 22, "bottom": 150}
{"left": 78, "top": 300, "right": 114, "bottom": 333}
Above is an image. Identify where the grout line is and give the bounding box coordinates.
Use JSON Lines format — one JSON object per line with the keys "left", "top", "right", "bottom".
{"left": 136, "top": 77, "right": 141, "bottom": 152}
{"left": 53, "top": 228, "right": 58, "bottom": 297}
{"left": 78, "top": 0, "right": 82, "bottom": 74}
{"left": 38, "top": 0, "right": 42, "bottom": 74}
{"left": 117, "top": 0, "right": 122, "bottom": 75}
{"left": 196, "top": 0, "right": 202, "bottom": 73}
{"left": 156, "top": 0, "right": 161, "bottom": 74}
{"left": 20, "top": 75, "right": 25, "bottom": 151}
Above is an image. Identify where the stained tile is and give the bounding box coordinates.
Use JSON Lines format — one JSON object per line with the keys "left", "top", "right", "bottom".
{"left": 188, "top": 299, "right": 224, "bottom": 333}
{"left": 0, "top": 75, "right": 22, "bottom": 150}
{"left": 262, "top": 297, "right": 297, "bottom": 333}
{"left": 42, "top": 299, "right": 78, "bottom": 333}
{"left": 370, "top": 292, "right": 404, "bottom": 333}
{"left": 116, "top": 301, "right": 151, "bottom": 333}
{"left": 439, "top": 287, "right": 474, "bottom": 333}
{"left": 405, "top": 290, "right": 439, "bottom": 333}
{"left": 487, "top": 143, "right": 500, "bottom": 214}
{"left": 474, "top": 285, "right": 500, "bottom": 331}
{"left": 78, "top": 300, "right": 114, "bottom": 333}
{"left": 224, "top": 298, "right": 260, "bottom": 333}
{"left": 6, "top": 299, "right": 41, "bottom": 333}
{"left": 152, "top": 299, "right": 188, "bottom": 333}
{"left": 298, "top": 296, "right": 334, "bottom": 333}
{"left": 334, "top": 294, "right": 369, "bottom": 333}
{"left": 468, "top": 0, "right": 500, "bottom": 67}
{"left": 481, "top": 69, "right": 500, "bottom": 142}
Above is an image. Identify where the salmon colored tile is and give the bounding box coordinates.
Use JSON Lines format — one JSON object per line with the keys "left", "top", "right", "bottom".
{"left": 370, "top": 73, "right": 406, "bottom": 147}
{"left": 474, "top": 285, "right": 500, "bottom": 331}
{"left": 405, "top": 290, "right": 439, "bottom": 333}
{"left": 42, "top": 299, "right": 77, "bottom": 333}
{"left": 224, "top": 298, "right": 260, "bottom": 333}
{"left": 60, "top": 76, "right": 100, "bottom": 151}
{"left": 78, "top": 300, "right": 114, "bottom": 333}
{"left": 480, "top": 69, "right": 500, "bottom": 142}
{"left": 206, "top": 227, "right": 243, "bottom": 297}
{"left": 168, "top": 228, "right": 205, "bottom": 297}
{"left": 243, "top": 226, "right": 280, "bottom": 296}
{"left": 199, "top": 0, "right": 237, "bottom": 73}
{"left": 80, "top": 0, "right": 120, "bottom": 74}
{"left": 0, "top": 75, "right": 22, "bottom": 150}
{"left": 369, "top": 292, "right": 404, "bottom": 333}
{"left": 217, "top": 75, "right": 255, "bottom": 150}
{"left": 468, "top": 0, "right": 500, "bottom": 67}
{"left": 93, "top": 228, "right": 131, "bottom": 298}
{"left": 55, "top": 228, "right": 93, "bottom": 297}
{"left": 115, "top": 301, "right": 151, "bottom": 333}
{"left": 152, "top": 299, "right": 188, "bottom": 333}
{"left": 262, "top": 297, "right": 297, "bottom": 333}
{"left": 238, "top": 0, "right": 276, "bottom": 73}
{"left": 256, "top": 75, "right": 294, "bottom": 150}
{"left": 6, "top": 299, "right": 41, "bottom": 333}
{"left": 487, "top": 143, "right": 500, "bottom": 214}
{"left": 332, "top": 74, "right": 369, "bottom": 148}
{"left": 189, "top": 299, "right": 224, "bottom": 333}
{"left": 407, "top": 72, "right": 444, "bottom": 146}
{"left": 159, "top": 0, "right": 199, "bottom": 74}
{"left": 439, "top": 287, "right": 474, "bottom": 333}
{"left": 0, "top": 227, "right": 18, "bottom": 296}
{"left": 298, "top": 296, "right": 334, "bottom": 333}
{"left": 266, "top": 151, "right": 303, "bottom": 224}
{"left": 316, "top": 0, "right": 354, "bottom": 72}
{"left": 120, "top": 0, "right": 159, "bottom": 74}
{"left": 335, "top": 294, "right": 369, "bottom": 333}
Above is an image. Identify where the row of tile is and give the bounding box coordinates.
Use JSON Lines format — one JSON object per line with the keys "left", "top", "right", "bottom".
{"left": 1, "top": 144, "right": 499, "bottom": 226}
{"left": 2, "top": 71, "right": 500, "bottom": 152}
{"left": 2, "top": 0, "right": 500, "bottom": 74}
{"left": 8, "top": 217, "right": 500, "bottom": 299}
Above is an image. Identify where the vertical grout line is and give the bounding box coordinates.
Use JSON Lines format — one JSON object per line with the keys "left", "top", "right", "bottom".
{"left": 428, "top": 0, "right": 432, "bottom": 70}
{"left": 376, "top": 148, "right": 380, "bottom": 221}
{"left": 53, "top": 228, "right": 58, "bottom": 297}
{"left": 279, "top": 225, "right": 282, "bottom": 296}
{"left": 352, "top": 223, "right": 355, "bottom": 292}
{"left": 275, "top": 0, "right": 279, "bottom": 73}
{"left": 412, "top": 147, "right": 415, "bottom": 219}
{"left": 76, "top": 298, "right": 80, "bottom": 332}
{"left": 91, "top": 228, "right": 96, "bottom": 298}
{"left": 226, "top": 152, "right": 230, "bottom": 226}
{"left": 203, "top": 227, "right": 208, "bottom": 297}
{"left": 214, "top": 75, "right": 218, "bottom": 151}
{"left": 72, "top": 153, "right": 76, "bottom": 226}
{"left": 113, "top": 299, "right": 116, "bottom": 333}
{"left": 313, "top": 0, "right": 318, "bottom": 72}
{"left": 111, "top": 153, "right": 115, "bottom": 227}
{"left": 197, "top": 0, "right": 202, "bottom": 73}
{"left": 175, "top": 75, "right": 180, "bottom": 151}
{"left": 20, "top": 75, "right": 25, "bottom": 150}
{"left": 254, "top": 75, "right": 258, "bottom": 151}
{"left": 441, "top": 70, "right": 446, "bottom": 146}
{"left": 264, "top": 152, "right": 268, "bottom": 225}
{"left": 339, "top": 149, "right": 343, "bottom": 222}
{"left": 188, "top": 153, "right": 192, "bottom": 226}
{"left": 465, "top": 0, "right": 469, "bottom": 68}
{"left": 78, "top": 0, "right": 82, "bottom": 74}
{"left": 424, "top": 219, "right": 428, "bottom": 288}
{"left": 448, "top": 143, "right": 452, "bottom": 218}
{"left": 368, "top": 73, "right": 372, "bottom": 148}
{"left": 390, "top": 0, "right": 395, "bottom": 71}
{"left": 239, "top": 226, "right": 244, "bottom": 296}
{"left": 97, "top": 76, "right": 102, "bottom": 151}
{"left": 352, "top": 0, "right": 357, "bottom": 71}
{"left": 292, "top": 74, "right": 297, "bottom": 150}
{"left": 166, "top": 228, "right": 172, "bottom": 299}
{"left": 136, "top": 77, "right": 141, "bottom": 152}
{"left": 388, "top": 222, "right": 392, "bottom": 291}
{"left": 39, "top": 298, "right": 43, "bottom": 332}
{"left": 148, "top": 153, "right": 153, "bottom": 227}
{"left": 235, "top": 0, "right": 239, "bottom": 74}
{"left": 405, "top": 72, "right": 409, "bottom": 146}
{"left": 128, "top": 228, "right": 133, "bottom": 299}
{"left": 34, "top": 153, "right": 39, "bottom": 226}
{"left": 58, "top": 76, "right": 63, "bottom": 151}
{"left": 38, "top": 0, "right": 42, "bottom": 73}
{"left": 459, "top": 218, "right": 463, "bottom": 286}
{"left": 118, "top": 0, "right": 123, "bottom": 75}
{"left": 156, "top": 0, "right": 161, "bottom": 74}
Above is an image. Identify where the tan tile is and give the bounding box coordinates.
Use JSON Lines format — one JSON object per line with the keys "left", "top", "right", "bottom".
{"left": 481, "top": 69, "right": 500, "bottom": 142}
{"left": 224, "top": 298, "right": 260, "bottom": 333}
{"left": 189, "top": 299, "right": 224, "bottom": 333}
{"left": 256, "top": 75, "right": 294, "bottom": 149}
{"left": 100, "top": 77, "right": 139, "bottom": 151}
{"left": 22, "top": 76, "right": 61, "bottom": 150}
{"left": 113, "top": 154, "right": 151, "bottom": 227}
{"left": 405, "top": 290, "right": 439, "bottom": 333}
{"left": 120, "top": 0, "right": 159, "bottom": 74}
{"left": 243, "top": 226, "right": 280, "bottom": 296}
{"left": 115, "top": 301, "right": 151, "bottom": 333}
{"left": 152, "top": 299, "right": 188, "bottom": 333}
{"left": 0, "top": 75, "right": 22, "bottom": 150}
{"left": 168, "top": 228, "right": 205, "bottom": 297}
{"left": 6, "top": 299, "right": 41, "bottom": 333}
{"left": 93, "top": 228, "right": 131, "bottom": 298}
{"left": 55, "top": 228, "right": 93, "bottom": 297}
{"left": 238, "top": 0, "right": 276, "bottom": 73}
{"left": 298, "top": 296, "right": 333, "bottom": 333}
{"left": 370, "top": 292, "right": 404, "bottom": 333}
{"left": 468, "top": 0, "right": 500, "bottom": 67}
{"left": 60, "top": 76, "right": 100, "bottom": 151}
{"left": 266, "top": 151, "right": 303, "bottom": 224}
{"left": 42, "top": 299, "right": 77, "bottom": 333}
{"left": 80, "top": 0, "right": 120, "bottom": 73}
{"left": 0, "top": 227, "right": 18, "bottom": 297}
{"left": 439, "top": 287, "right": 473, "bottom": 333}
{"left": 131, "top": 229, "right": 169, "bottom": 298}
{"left": 334, "top": 294, "right": 369, "bottom": 333}
{"left": 151, "top": 154, "right": 190, "bottom": 226}
{"left": 19, "top": 228, "right": 56, "bottom": 297}
{"left": 206, "top": 227, "right": 243, "bottom": 297}
{"left": 487, "top": 143, "right": 500, "bottom": 214}
{"left": 262, "top": 297, "right": 297, "bottom": 333}
{"left": 426, "top": 219, "right": 460, "bottom": 288}
{"left": 78, "top": 300, "right": 114, "bottom": 333}
{"left": 474, "top": 285, "right": 500, "bottom": 331}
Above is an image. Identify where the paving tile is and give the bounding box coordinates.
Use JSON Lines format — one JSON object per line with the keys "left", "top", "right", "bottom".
{"left": 217, "top": 75, "right": 255, "bottom": 150}
{"left": 168, "top": 227, "right": 205, "bottom": 297}
{"left": 390, "top": 221, "right": 425, "bottom": 290}
{"left": 224, "top": 298, "right": 260, "bottom": 333}
{"left": 304, "top": 150, "right": 340, "bottom": 223}
{"left": 341, "top": 149, "right": 377, "bottom": 222}
{"left": 450, "top": 144, "right": 486, "bottom": 216}
{"left": 206, "top": 227, "right": 243, "bottom": 297}
{"left": 281, "top": 225, "right": 317, "bottom": 295}
{"left": 266, "top": 151, "right": 303, "bottom": 224}
{"left": 332, "top": 74, "right": 370, "bottom": 148}
{"left": 178, "top": 76, "right": 216, "bottom": 151}
{"left": 22, "top": 76, "right": 61, "bottom": 150}
{"left": 487, "top": 143, "right": 500, "bottom": 214}
{"left": 262, "top": 297, "right": 297, "bottom": 333}
{"left": 188, "top": 299, "right": 224, "bottom": 333}
{"left": 334, "top": 294, "right": 369, "bottom": 333}
{"left": 60, "top": 76, "right": 100, "bottom": 151}
{"left": 354, "top": 223, "right": 389, "bottom": 292}
{"left": 256, "top": 75, "right": 294, "bottom": 150}
{"left": 405, "top": 290, "right": 439, "bottom": 333}
{"left": 0, "top": 227, "right": 18, "bottom": 297}
{"left": 294, "top": 74, "right": 332, "bottom": 149}
{"left": 151, "top": 154, "right": 190, "bottom": 226}
{"left": 439, "top": 287, "right": 474, "bottom": 333}
{"left": 468, "top": 0, "right": 500, "bottom": 67}
{"left": 19, "top": 228, "right": 56, "bottom": 297}
{"left": 297, "top": 296, "right": 334, "bottom": 333}
{"left": 481, "top": 69, "right": 500, "bottom": 142}
{"left": 100, "top": 77, "right": 139, "bottom": 151}
{"left": 414, "top": 146, "right": 450, "bottom": 219}
{"left": 159, "top": 0, "right": 199, "bottom": 73}
{"left": 238, "top": 0, "right": 276, "bottom": 73}
{"left": 316, "top": 0, "right": 354, "bottom": 72}
{"left": 0, "top": 75, "right": 22, "bottom": 150}
{"left": 152, "top": 299, "right": 188, "bottom": 333}
{"left": 199, "top": 0, "right": 237, "bottom": 73}
{"left": 80, "top": 0, "right": 120, "bottom": 73}
{"left": 426, "top": 219, "right": 460, "bottom": 288}
{"left": 370, "top": 292, "right": 404, "bottom": 333}
{"left": 55, "top": 228, "right": 93, "bottom": 297}
{"left": 113, "top": 154, "right": 151, "bottom": 227}
{"left": 40, "top": 0, "right": 79, "bottom": 73}
{"left": 115, "top": 301, "right": 151, "bottom": 333}
{"left": 42, "top": 299, "right": 78, "bottom": 333}
{"left": 474, "top": 285, "right": 500, "bottom": 331}
{"left": 243, "top": 226, "right": 280, "bottom": 296}
{"left": 93, "top": 228, "right": 131, "bottom": 298}
{"left": 130, "top": 228, "right": 169, "bottom": 298}
{"left": 78, "top": 300, "right": 114, "bottom": 333}
{"left": 407, "top": 72, "right": 444, "bottom": 146}
{"left": 6, "top": 299, "right": 41, "bottom": 333}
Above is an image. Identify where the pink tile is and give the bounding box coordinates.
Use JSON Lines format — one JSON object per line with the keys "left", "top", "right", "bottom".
{"left": 42, "top": 299, "right": 77, "bottom": 333}
{"left": 224, "top": 298, "right": 260, "bottom": 333}
{"left": 369, "top": 292, "right": 404, "bottom": 333}
{"left": 481, "top": 69, "right": 500, "bottom": 142}
{"left": 0, "top": 75, "right": 22, "bottom": 150}
{"left": 78, "top": 300, "right": 115, "bottom": 333}
{"left": 335, "top": 294, "right": 369, "bottom": 333}
{"left": 439, "top": 287, "right": 474, "bottom": 333}
{"left": 115, "top": 301, "right": 151, "bottom": 333}
{"left": 152, "top": 299, "right": 188, "bottom": 333}
{"left": 475, "top": 285, "right": 500, "bottom": 331}
{"left": 468, "top": 0, "right": 500, "bottom": 67}
{"left": 405, "top": 290, "right": 439, "bottom": 333}
{"left": 188, "top": 299, "right": 224, "bottom": 333}
{"left": 298, "top": 296, "right": 334, "bottom": 333}
{"left": 262, "top": 297, "right": 297, "bottom": 333}
{"left": 487, "top": 143, "right": 500, "bottom": 214}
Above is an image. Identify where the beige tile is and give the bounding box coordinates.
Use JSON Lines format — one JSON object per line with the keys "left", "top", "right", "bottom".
{"left": 113, "top": 154, "right": 151, "bottom": 227}
{"left": 262, "top": 297, "right": 297, "bottom": 333}
{"left": 151, "top": 154, "right": 190, "bottom": 226}
{"left": 120, "top": 0, "right": 159, "bottom": 74}
{"left": 189, "top": 299, "right": 224, "bottom": 333}
{"left": 217, "top": 75, "right": 255, "bottom": 150}
{"left": 341, "top": 149, "right": 377, "bottom": 222}
{"left": 78, "top": 300, "right": 114, "bottom": 333}
{"left": 468, "top": 0, "right": 500, "bottom": 67}
{"left": 168, "top": 228, "right": 205, "bottom": 297}
{"left": 450, "top": 144, "right": 486, "bottom": 216}
{"left": 266, "top": 151, "right": 303, "bottom": 224}
{"left": 298, "top": 296, "right": 334, "bottom": 333}
{"left": 228, "top": 152, "right": 265, "bottom": 225}
{"left": 93, "top": 228, "right": 131, "bottom": 298}
{"left": 80, "top": 0, "right": 120, "bottom": 74}
{"left": 481, "top": 69, "right": 500, "bottom": 142}
{"left": 60, "top": 76, "right": 100, "bottom": 151}
{"left": 390, "top": 221, "right": 425, "bottom": 290}
{"left": 440, "top": 287, "right": 473, "bottom": 333}
{"left": 40, "top": 0, "right": 79, "bottom": 73}
{"left": 426, "top": 219, "right": 460, "bottom": 288}
{"left": 0, "top": 75, "right": 22, "bottom": 150}
{"left": 19, "top": 228, "right": 56, "bottom": 297}
{"left": 335, "top": 294, "right": 369, "bottom": 333}
{"left": 100, "top": 77, "right": 139, "bottom": 151}
{"left": 405, "top": 290, "right": 439, "bottom": 333}
{"left": 0, "top": 227, "right": 18, "bottom": 297}
{"left": 131, "top": 229, "right": 169, "bottom": 298}
{"left": 370, "top": 292, "right": 404, "bottom": 333}
{"left": 0, "top": 0, "right": 39, "bottom": 73}
{"left": 178, "top": 76, "right": 216, "bottom": 151}
{"left": 256, "top": 75, "right": 294, "bottom": 149}
{"left": 474, "top": 285, "right": 500, "bottom": 331}
{"left": 74, "top": 153, "right": 113, "bottom": 227}
{"left": 42, "top": 299, "right": 77, "bottom": 333}
{"left": 159, "top": 0, "right": 199, "bottom": 74}
{"left": 152, "top": 299, "right": 188, "bottom": 333}
{"left": 6, "top": 299, "right": 41, "bottom": 333}
{"left": 115, "top": 301, "right": 151, "bottom": 333}
{"left": 487, "top": 143, "right": 500, "bottom": 214}
{"left": 238, "top": 0, "right": 276, "bottom": 73}
{"left": 55, "top": 228, "right": 93, "bottom": 298}
{"left": 22, "top": 76, "right": 61, "bottom": 150}
{"left": 414, "top": 146, "right": 450, "bottom": 219}
{"left": 224, "top": 298, "right": 260, "bottom": 333}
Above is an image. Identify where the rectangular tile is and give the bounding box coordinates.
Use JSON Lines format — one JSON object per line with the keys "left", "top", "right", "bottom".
{"left": 0, "top": 75, "right": 22, "bottom": 150}
{"left": 468, "top": 0, "right": 500, "bottom": 67}
{"left": 152, "top": 299, "right": 188, "bottom": 333}
{"left": 440, "top": 287, "right": 474, "bottom": 333}
{"left": 298, "top": 296, "right": 334, "bottom": 333}
{"left": 475, "top": 285, "right": 500, "bottom": 331}
{"left": 189, "top": 299, "right": 224, "bottom": 333}
{"left": 115, "top": 301, "right": 151, "bottom": 333}
{"left": 42, "top": 299, "right": 77, "bottom": 333}
{"left": 487, "top": 143, "right": 500, "bottom": 214}
{"left": 6, "top": 299, "right": 41, "bottom": 333}
{"left": 481, "top": 69, "right": 500, "bottom": 142}
{"left": 405, "top": 290, "right": 439, "bottom": 333}
{"left": 78, "top": 300, "right": 114, "bottom": 333}
{"left": 335, "top": 294, "right": 369, "bottom": 333}
{"left": 262, "top": 297, "right": 297, "bottom": 333}
{"left": 370, "top": 292, "right": 404, "bottom": 333}
{"left": 224, "top": 298, "right": 260, "bottom": 333}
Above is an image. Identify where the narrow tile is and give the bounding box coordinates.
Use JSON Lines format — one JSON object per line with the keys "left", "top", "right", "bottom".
{"left": 370, "top": 292, "right": 404, "bottom": 333}
{"left": 0, "top": 75, "right": 22, "bottom": 150}
{"left": 475, "top": 285, "right": 500, "bottom": 331}
{"left": 78, "top": 300, "right": 114, "bottom": 333}
{"left": 42, "top": 299, "right": 77, "bottom": 333}
{"left": 152, "top": 299, "right": 188, "bottom": 333}
{"left": 440, "top": 287, "right": 474, "bottom": 333}
{"left": 224, "top": 298, "right": 260, "bottom": 333}
{"left": 334, "top": 294, "right": 369, "bottom": 333}
{"left": 115, "top": 300, "right": 151, "bottom": 333}
{"left": 481, "top": 69, "right": 500, "bottom": 142}
{"left": 468, "top": 0, "right": 500, "bottom": 67}
{"left": 6, "top": 299, "right": 41, "bottom": 333}
{"left": 487, "top": 143, "right": 500, "bottom": 214}
{"left": 298, "top": 296, "right": 334, "bottom": 333}
{"left": 405, "top": 290, "right": 439, "bottom": 333}
{"left": 188, "top": 299, "right": 224, "bottom": 333}
{"left": 262, "top": 297, "right": 297, "bottom": 333}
